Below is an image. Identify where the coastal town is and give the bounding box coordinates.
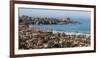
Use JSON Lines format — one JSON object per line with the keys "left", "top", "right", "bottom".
{"left": 19, "top": 15, "right": 80, "bottom": 25}
{"left": 19, "top": 15, "right": 90, "bottom": 49}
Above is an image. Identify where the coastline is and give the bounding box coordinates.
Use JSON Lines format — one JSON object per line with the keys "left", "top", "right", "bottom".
{"left": 52, "top": 31, "right": 90, "bottom": 37}
{"left": 31, "top": 28, "right": 91, "bottom": 37}
{"left": 29, "top": 24, "right": 90, "bottom": 35}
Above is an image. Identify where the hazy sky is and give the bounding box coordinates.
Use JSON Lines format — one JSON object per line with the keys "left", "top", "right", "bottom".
{"left": 18, "top": 8, "right": 91, "bottom": 20}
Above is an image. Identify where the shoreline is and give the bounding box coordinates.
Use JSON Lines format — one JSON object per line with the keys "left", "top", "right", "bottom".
{"left": 31, "top": 28, "right": 90, "bottom": 36}
{"left": 52, "top": 31, "right": 90, "bottom": 36}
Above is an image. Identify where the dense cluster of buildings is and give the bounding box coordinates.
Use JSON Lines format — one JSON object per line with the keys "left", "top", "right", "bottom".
{"left": 19, "top": 15, "right": 79, "bottom": 25}
{"left": 19, "top": 24, "right": 90, "bottom": 49}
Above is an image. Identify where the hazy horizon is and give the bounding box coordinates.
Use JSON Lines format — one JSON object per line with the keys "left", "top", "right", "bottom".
{"left": 18, "top": 8, "right": 91, "bottom": 20}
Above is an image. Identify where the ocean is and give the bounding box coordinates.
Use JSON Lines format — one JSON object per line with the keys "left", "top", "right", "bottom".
{"left": 32, "top": 18, "right": 91, "bottom": 33}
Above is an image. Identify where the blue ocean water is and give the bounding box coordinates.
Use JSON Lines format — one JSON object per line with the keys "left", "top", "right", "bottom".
{"left": 19, "top": 8, "right": 91, "bottom": 33}
{"left": 32, "top": 18, "right": 90, "bottom": 33}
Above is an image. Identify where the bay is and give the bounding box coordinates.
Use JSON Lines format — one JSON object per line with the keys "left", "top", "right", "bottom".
{"left": 32, "top": 18, "right": 90, "bottom": 33}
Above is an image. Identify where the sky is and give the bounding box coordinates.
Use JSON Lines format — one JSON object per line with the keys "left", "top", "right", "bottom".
{"left": 18, "top": 8, "right": 91, "bottom": 20}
